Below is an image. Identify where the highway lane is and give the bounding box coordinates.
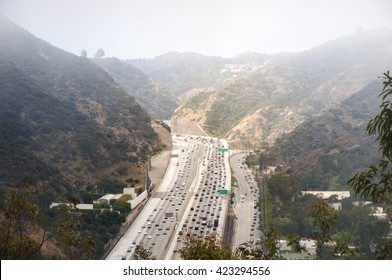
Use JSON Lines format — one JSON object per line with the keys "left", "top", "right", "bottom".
{"left": 230, "top": 153, "right": 262, "bottom": 249}
{"left": 106, "top": 135, "right": 230, "bottom": 260}
{"left": 167, "top": 137, "right": 231, "bottom": 259}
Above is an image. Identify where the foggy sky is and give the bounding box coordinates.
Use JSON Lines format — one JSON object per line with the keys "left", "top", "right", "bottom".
{"left": 1, "top": 0, "right": 391, "bottom": 59}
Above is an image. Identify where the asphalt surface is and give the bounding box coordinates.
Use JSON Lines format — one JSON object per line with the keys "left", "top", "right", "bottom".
{"left": 106, "top": 134, "right": 230, "bottom": 260}
{"left": 230, "top": 153, "right": 262, "bottom": 249}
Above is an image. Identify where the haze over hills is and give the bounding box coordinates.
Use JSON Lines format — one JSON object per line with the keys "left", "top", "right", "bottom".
{"left": 0, "top": 16, "right": 165, "bottom": 199}
{"left": 91, "top": 57, "right": 178, "bottom": 119}
{"left": 262, "top": 80, "right": 383, "bottom": 191}
{"left": 1, "top": 10, "right": 392, "bottom": 261}
{"left": 127, "top": 51, "right": 289, "bottom": 99}
{"left": 173, "top": 29, "right": 392, "bottom": 145}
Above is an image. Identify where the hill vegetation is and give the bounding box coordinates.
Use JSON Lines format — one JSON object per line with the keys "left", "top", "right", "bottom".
{"left": 92, "top": 57, "right": 178, "bottom": 119}
{"left": 261, "top": 80, "right": 383, "bottom": 191}
{"left": 0, "top": 16, "right": 161, "bottom": 200}
{"left": 173, "top": 29, "right": 392, "bottom": 145}
{"left": 128, "top": 51, "right": 286, "bottom": 98}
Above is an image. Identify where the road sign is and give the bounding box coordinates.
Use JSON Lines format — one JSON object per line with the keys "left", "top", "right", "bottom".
{"left": 218, "top": 189, "right": 228, "bottom": 195}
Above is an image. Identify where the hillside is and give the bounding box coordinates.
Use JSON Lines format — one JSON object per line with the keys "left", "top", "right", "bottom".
{"left": 0, "top": 16, "right": 162, "bottom": 199}
{"left": 128, "top": 51, "right": 286, "bottom": 98}
{"left": 173, "top": 29, "right": 392, "bottom": 145}
{"left": 91, "top": 57, "right": 178, "bottom": 119}
{"left": 261, "top": 80, "right": 383, "bottom": 191}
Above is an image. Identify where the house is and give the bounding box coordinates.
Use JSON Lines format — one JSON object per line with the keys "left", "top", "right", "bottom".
{"left": 98, "top": 194, "right": 122, "bottom": 205}
{"left": 329, "top": 202, "right": 343, "bottom": 211}
{"left": 301, "top": 191, "right": 350, "bottom": 211}
{"left": 352, "top": 202, "right": 389, "bottom": 220}
{"left": 278, "top": 238, "right": 316, "bottom": 259}
{"left": 123, "top": 187, "right": 136, "bottom": 198}
{"left": 49, "top": 202, "right": 93, "bottom": 210}
{"left": 371, "top": 206, "right": 388, "bottom": 220}
{"left": 301, "top": 191, "right": 350, "bottom": 201}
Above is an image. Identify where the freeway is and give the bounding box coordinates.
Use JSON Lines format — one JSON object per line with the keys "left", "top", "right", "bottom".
{"left": 106, "top": 134, "right": 230, "bottom": 260}
{"left": 230, "top": 153, "right": 262, "bottom": 249}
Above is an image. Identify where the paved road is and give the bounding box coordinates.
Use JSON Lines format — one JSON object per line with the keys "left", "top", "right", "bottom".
{"left": 106, "top": 134, "right": 230, "bottom": 260}
{"left": 230, "top": 153, "right": 262, "bottom": 249}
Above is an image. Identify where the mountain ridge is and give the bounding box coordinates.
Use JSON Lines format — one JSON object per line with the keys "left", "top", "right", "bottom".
{"left": 91, "top": 57, "right": 178, "bottom": 119}
{"left": 127, "top": 51, "right": 288, "bottom": 98}
{"left": 0, "top": 16, "right": 162, "bottom": 199}
{"left": 173, "top": 29, "right": 392, "bottom": 144}
{"left": 261, "top": 79, "right": 383, "bottom": 190}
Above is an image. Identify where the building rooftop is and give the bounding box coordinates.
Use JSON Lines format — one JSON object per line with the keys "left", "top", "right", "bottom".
{"left": 301, "top": 191, "right": 350, "bottom": 200}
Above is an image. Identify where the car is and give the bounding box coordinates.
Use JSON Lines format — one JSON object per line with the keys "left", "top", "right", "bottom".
{"left": 148, "top": 235, "right": 152, "bottom": 239}
{"left": 132, "top": 240, "right": 137, "bottom": 244}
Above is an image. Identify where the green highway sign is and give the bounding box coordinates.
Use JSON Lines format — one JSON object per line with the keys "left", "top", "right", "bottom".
{"left": 218, "top": 189, "right": 228, "bottom": 195}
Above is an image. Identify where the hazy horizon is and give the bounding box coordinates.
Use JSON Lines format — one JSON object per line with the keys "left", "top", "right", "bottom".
{"left": 1, "top": 0, "right": 392, "bottom": 59}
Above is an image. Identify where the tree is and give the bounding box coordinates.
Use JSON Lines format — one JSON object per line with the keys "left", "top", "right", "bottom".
{"left": 53, "top": 203, "right": 95, "bottom": 259}
{"left": 94, "top": 48, "right": 105, "bottom": 58}
{"left": 237, "top": 227, "right": 282, "bottom": 260}
{"left": 112, "top": 200, "right": 131, "bottom": 214}
{"left": 331, "top": 231, "right": 361, "bottom": 259}
{"left": 348, "top": 71, "right": 392, "bottom": 259}
{"left": 0, "top": 177, "right": 45, "bottom": 259}
{"left": 308, "top": 198, "right": 337, "bottom": 259}
{"left": 133, "top": 243, "right": 152, "bottom": 260}
{"left": 286, "top": 232, "right": 306, "bottom": 254}
{"left": 80, "top": 49, "right": 87, "bottom": 57}
{"left": 179, "top": 233, "right": 238, "bottom": 260}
